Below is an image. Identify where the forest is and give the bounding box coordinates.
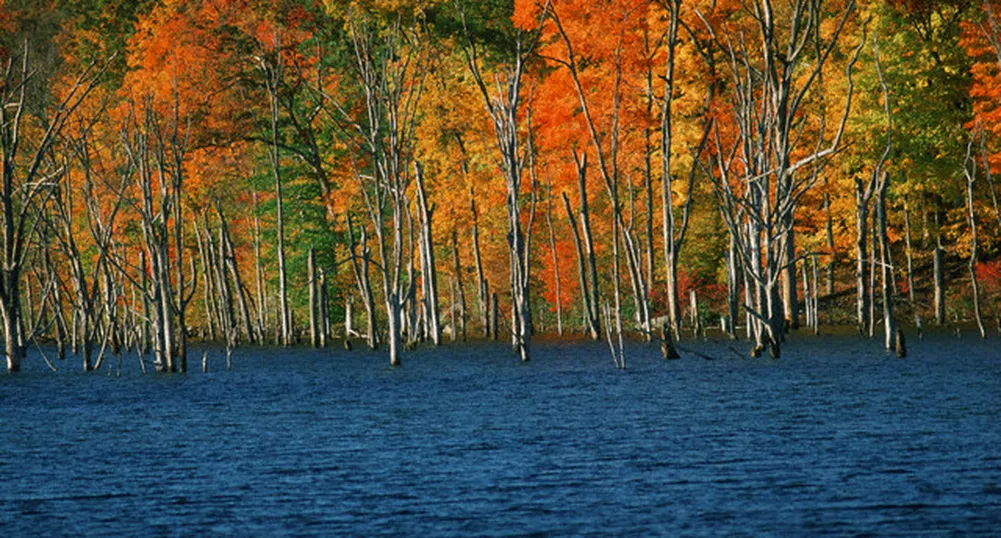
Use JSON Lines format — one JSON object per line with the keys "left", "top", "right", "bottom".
{"left": 1, "top": 0, "right": 1000, "bottom": 373}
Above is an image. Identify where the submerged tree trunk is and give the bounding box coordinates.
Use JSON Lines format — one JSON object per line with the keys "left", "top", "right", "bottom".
{"left": 824, "top": 189, "right": 836, "bottom": 295}
{"left": 253, "top": 191, "right": 267, "bottom": 343}
{"left": 309, "top": 246, "right": 319, "bottom": 348}
{"left": 347, "top": 214, "right": 377, "bottom": 350}
{"left": 451, "top": 229, "right": 467, "bottom": 341}
{"left": 319, "top": 267, "right": 328, "bottom": 348}
{"left": 781, "top": 228, "right": 799, "bottom": 329}
{"left": 470, "top": 194, "right": 489, "bottom": 339}
{"left": 876, "top": 173, "right": 896, "bottom": 351}
{"left": 562, "top": 192, "right": 597, "bottom": 340}
{"left": 725, "top": 232, "right": 740, "bottom": 339}
{"left": 545, "top": 176, "right": 563, "bottom": 336}
{"left": 902, "top": 200, "right": 916, "bottom": 306}
{"left": 259, "top": 47, "right": 291, "bottom": 347}
{"left": 964, "top": 135, "right": 987, "bottom": 338}
{"left": 855, "top": 181, "right": 871, "bottom": 335}
{"left": 220, "top": 213, "right": 255, "bottom": 345}
{"left": 933, "top": 238, "right": 945, "bottom": 326}
{"left": 414, "top": 163, "right": 441, "bottom": 346}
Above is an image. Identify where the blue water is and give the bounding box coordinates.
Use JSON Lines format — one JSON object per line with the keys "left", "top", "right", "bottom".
{"left": 2, "top": 332, "right": 1000, "bottom": 536}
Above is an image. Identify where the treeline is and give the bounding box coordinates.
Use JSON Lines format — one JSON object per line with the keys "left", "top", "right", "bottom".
{"left": 1, "top": 0, "right": 999, "bottom": 373}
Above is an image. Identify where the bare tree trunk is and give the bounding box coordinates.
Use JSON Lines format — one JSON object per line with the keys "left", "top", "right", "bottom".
{"left": 574, "top": 154, "right": 601, "bottom": 340}
{"left": 701, "top": 0, "right": 860, "bottom": 359}
{"left": 309, "top": 246, "right": 319, "bottom": 348}
{"left": 216, "top": 203, "right": 255, "bottom": 344}
{"left": 659, "top": 0, "right": 682, "bottom": 339}
{"left": 642, "top": 30, "right": 657, "bottom": 300}
{"left": 1, "top": 43, "right": 104, "bottom": 372}
{"left": 449, "top": 278, "right": 456, "bottom": 341}
{"left": 876, "top": 173, "right": 896, "bottom": 351}
{"left": 824, "top": 189, "right": 836, "bottom": 295}
{"left": 545, "top": 176, "right": 563, "bottom": 336}
{"left": 801, "top": 258, "right": 812, "bottom": 332}
{"left": 470, "top": 195, "right": 489, "bottom": 339}
{"left": 346, "top": 214, "right": 378, "bottom": 350}
{"left": 726, "top": 231, "right": 740, "bottom": 339}
{"left": 206, "top": 215, "right": 234, "bottom": 346}
{"left": 781, "top": 228, "right": 799, "bottom": 329}
{"left": 868, "top": 211, "right": 877, "bottom": 339}
{"left": 689, "top": 288, "right": 701, "bottom": 338}
{"left": 319, "top": 267, "right": 328, "bottom": 348}
{"left": 344, "top": 294, "right": 354, "bottom": 342}
{"left": 194, "top": 217, "right": 216, "bottom": 341}
{"left": 253, "top": 191, "right": 266, "bottom": 343}
{"left": 459, "top": 5, "right": 543, "bottom": 361}
{"left": 811, "top": 255, "right": 820, "bottom": 334}
{"left": 903, "top": 199, "right": 920, "bottom": 332}
{"left": 414, "top": 163, "right": 441, "bottom": 346}
{"left": 934, "top": 236, "right": 945, "bottom": 326}
{"left": 872, "top": 36, "right": 893, "bottom": 349}
{"left": 490, "top": 291, "right": 498, "bottom": 342}
{"left": 964, "top": 134, "right": 987, "bottom": 338}
{"left": 451, "top": 229, "right": 466, "bottom": 341}
{"left": 387, "top": 292, "right": 402, "bottom": 367}
{"left": 855, "top": 183, "right": 870, "bottom": 335}
{"left": 259, "top": 46, "right": 291, "bottom": 347}
{"left": 140, "top": 251, "right": 150, "bottom": 353}
{"left": 562, "top": 192, "right": 597, "bottom": 339}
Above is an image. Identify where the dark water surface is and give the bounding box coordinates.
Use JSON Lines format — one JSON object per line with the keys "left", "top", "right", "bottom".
{"left": 2, "top": 332, "right": 1000, "bottom": 536}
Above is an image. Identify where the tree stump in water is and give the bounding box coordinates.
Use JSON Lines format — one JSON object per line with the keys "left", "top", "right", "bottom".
{"left": 895, "top": 328, "right": 907, "bottom": 358}
{"left": 768, "top": 337, "right": 780, "bottom": 359}
{"left": 661, "top": 325, "right": 680, "bottom": 360}
{"left": 202, "top": 351, "right": 208, "bottom": 373}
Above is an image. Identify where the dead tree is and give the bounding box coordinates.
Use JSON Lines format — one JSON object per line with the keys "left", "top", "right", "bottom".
{"left": 933, "top": 219, "right": 945, "bottom": 325}
{"left": 657, "top": 0, "right": 685, "bottom": 338}
{"left": 214, "top": 201, "right": 256, "bottom": 344}
{"left": 544, "top": 174, "right": 563, "bottom": 336}
{"left": 308, "top": 245, "right": 319, "bottom": 348}
{"left": 252, "top": 191, "right": 267, "bottom": 342}
{"left": 561, "top": 153, "right": 600, "bottom": 340}
{"left": 964, "top": 127, "right": 987, "bottom": 339}
{"left": 321, "top": 11, "right": 431, "bottom": 366}
{"left": 872, "top": 34, "right": 899, "bottom": 353}
{"left": 470, "top": 192, "right": 489, "bottom": 338}
{"left": 192, "top": 213, "right": 217, "bottom": 341}
{"left": 254, "top": 33, "right": 291, "bottom": 347}
{"left": 51, "top": 120, "right": 133, "bottom": 371}
{"left": 414, "top": 162, "right": 441, "bottom": 346}
{"left": 346, "top": 213, "right": 378, "bottom": 349}
{"left": 118, "top": 97, "right": 196, "bottom": 373}
{"left": 459, "top": 2, "right": 549, "bottom": 361}
{"left": 549, "top": 5, "right": 652, "bottom": 342}
{"left": 701, "top": 0, "right": 862, "bottom": 358}
{"left": 0, "top": 44, "right": 105, "bottom": 371}
{"left": 724, "top": 230, "right": 741, "bottom": 339}
{"left": 450, "top": 228, "right": 467, "bottom": 340}
{"left": 902, "top": 200, "right": 918, "bottom": 328}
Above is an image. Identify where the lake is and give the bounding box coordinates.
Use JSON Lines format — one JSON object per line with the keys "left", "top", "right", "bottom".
{"left": 2, "top": 331, "right": 1000, "bottom": 536}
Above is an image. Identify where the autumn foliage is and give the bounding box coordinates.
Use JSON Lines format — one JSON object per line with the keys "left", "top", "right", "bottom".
{"left": 2, "top": 0, "right": 1000, "bottom": 371}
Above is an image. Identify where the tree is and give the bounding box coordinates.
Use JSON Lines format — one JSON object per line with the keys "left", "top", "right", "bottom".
{"left": 1, "top": 42, "right": 106, "bottom": 372}
{"left": 702, "top": 0, "right": 861, "bottom": 357}
{"left": 322, "top": 5, "right": 431, "bottom": 366}
{"left": 456, "top": 0, "right": 547, "bottom": 361}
